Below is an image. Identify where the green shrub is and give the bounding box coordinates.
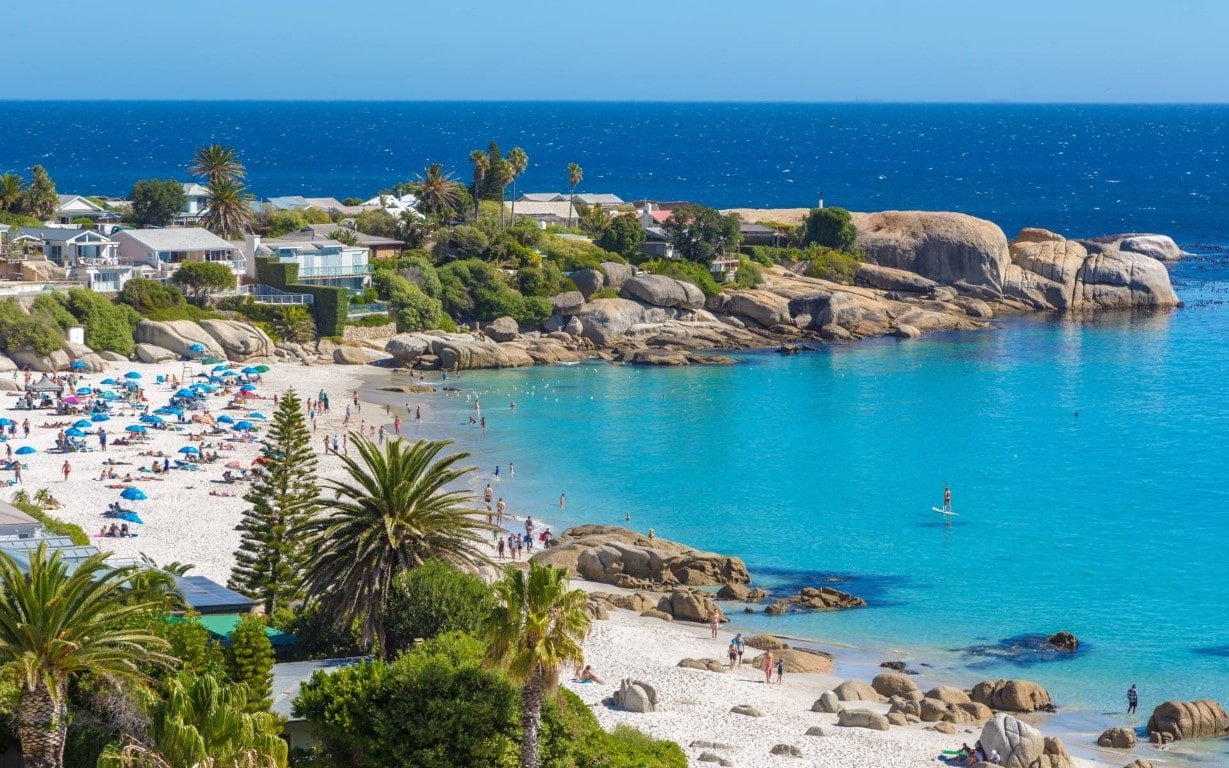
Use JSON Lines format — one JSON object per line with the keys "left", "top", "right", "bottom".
{"left": 515, "top": 262, "right": 566, "bottom": 297}
{"left": 117, "top": 278, "right": 189, "bottom": 314}
{"left": 641, "top": 258, "right": 721, "bottom": 298}
{"left": 30, "top": 294, "right": 77, "bottom": 329}
{"left": 733, "top": 258, "right": 764, "bottom": 289}
{"left": 590, "top": 287, "right": 620, "bottom": 300}
{"left": 804, "top": 246, "right": 860, "bottom": 284}
{"left": 0, "top": 298, "right": 64, "bottom": 355}
{"left": 349, "top": 313, "right": 393, "bottom": 329}
{"left": 226, "top": 615, "right": 274, "bottom": 712}
{"left": 539, "top": 236, "right": 620, "bottom": 271}
{"left": 289, "top": 284, "right": 349, "bottom": 337}
{"left": 12, "top": 500, "right": 89, "bottom": 545}
{"left": 802, "top": 206, "right": 857, "bottom": 250}
{"left": 63, "top": 289, "right": 140, "bottom": 355}
{"left": 383, "top": 561, "right": 494, "bottom": 655}
{"left": 392, "top": 284, "right": 443, "bottom": 332}
{"left": 741, "top": 245, "right": 790, "bottom": 266}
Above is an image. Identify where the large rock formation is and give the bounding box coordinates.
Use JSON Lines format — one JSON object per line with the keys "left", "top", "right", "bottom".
{"left": 970, "top": 679, "right": 1053, "bottom": 713}
{"left": 979, "top": 713, "right": 1074, "bottom": 768}
{"left": 1146, "top": 700, "right": 1229, "bottom": 742}
{"left": 531, "top": 525, "right": 750, "bottom": 588}
{"left": 612, "top": 678, "right": 658, "bottom": 713}
{"left": 852, "top": 211, "right": 1011, "bottom": 294}
{"left": 746, "top": 648, "right": 833, "bottom": 674}
{"left": 572, "top": 298, "right": 651, "bottom": 345}
{"left": 199, "top": 319, "right": 274, "bottom": 362}
{"left": 134, "top": 343, "right": 177, "bottom": 364}
{"left": 837, "top": 709, "right": 889, "bottom": 731}
{"left": 135, "top": 320, "right": 225, "bottom": 359}
{"left": 600, "top": 261, "right": 635, "bottom": 291}
{"left": 621, "top": 275, "right": 705, "bottom": 310}
{"left": 9, "top": 349, "right": 71, "bottom": 373}
{"left": 872, "top": 672, "right": 921, "bottom": 701}
{"left": 706, "top": 289, "right": 791, "bottom": 328}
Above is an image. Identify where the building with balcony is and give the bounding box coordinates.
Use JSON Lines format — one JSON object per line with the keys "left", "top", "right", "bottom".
{"left": 14, "top": 227, "right": 119, "bottom": 267}
{"left": 115, "top": 228, "right": 247, "bottom": 280}
{"left": 54, "top": 195, "right": 120, "bottom": 226}
{"left": 171, "top": 182, "right": 212, "bottom": 225}
{"left": 243, "top": 233, "right": 370, "bottom": 292}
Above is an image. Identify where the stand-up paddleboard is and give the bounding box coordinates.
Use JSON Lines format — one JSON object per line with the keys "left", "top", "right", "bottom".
{"left": 932, "top": 507, "right": 958, "bottom": 516}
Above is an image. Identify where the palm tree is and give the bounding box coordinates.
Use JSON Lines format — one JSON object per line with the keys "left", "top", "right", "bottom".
{"left": 0, "top": 172, "right": 24, "bottom": 212}
{"left": 0, "top": 545, "right": 173, "bottom": 768}
{"left": 301, "top": 436, "right": 492, "bottom": 656}
{"left": 98, "top": 673, "right": 287, "bottom": 768}
{"left": 468, "top": 149, "right": 490, "bottom": 222}
{"left": 327, "top": 228, "right": 361, "bottom": 246}
{"left": 566, "top": 163, "right": 583, "bottom": 227}
{"left": 189, "top": 144, "right": 245, "bottom": 187}
{"left": 201, "top": 177, "right": 255, "bottom": 239}
{"left": 579, "top": 203, "right": 610, "bottom": 237}
{"left": 507, "top": 147, "right": 529, "bottom": 225}
{"left": 484, "top": 562, "right": 591, "bottom": 768}
{"left": 491, "top": 159, "right": 515, "bottom": 227}
{"left": 411, "top": 163, "right": 465, "bottom": 220}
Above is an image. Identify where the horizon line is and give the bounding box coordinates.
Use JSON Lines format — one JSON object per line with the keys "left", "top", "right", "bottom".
{"left": 2, "top": 98, "right": 1229, "bottom": 107}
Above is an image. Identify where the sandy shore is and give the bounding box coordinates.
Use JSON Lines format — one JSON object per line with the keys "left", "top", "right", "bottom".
{"left": 7, "top": 355, "right": 1163, "bottom": 767}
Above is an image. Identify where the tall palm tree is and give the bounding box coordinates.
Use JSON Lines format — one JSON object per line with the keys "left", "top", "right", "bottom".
{"left": 189, "top": 144, "right": 245, "bottom": 187}
{"left": 484, "top": 562, "right": 591, "bottom": 768}
{"left": 327, "top": 228, "right": 361, "bottom": 246}
{"left": 201, "top": 177, "right": 255, "bottom": 239}
{"left": 301, "top": 436, "right": 492, "bottom": 656}
{"left": 468, "top": 149, "right": 490, "bottom": 222}
{"left": 99, "top": 672, "right": 287, "bottom": 768}
{"left": 0, "top": 172, "right": 24, "bottom": 212}
{"left": 0, "top": 545, "right": 173, "bottom": 768}
{"left": 507, "top": 147, "right": 529, "bottom": 225}
{"left": 566, "top": 163, "right": 583, "bottom": 227}
{"left": 411, "top": 163, "right": 465, "bottom": 220}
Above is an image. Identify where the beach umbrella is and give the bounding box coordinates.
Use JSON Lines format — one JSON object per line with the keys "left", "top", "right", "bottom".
{"left": 239, "top": 384, "right": 257, "bottom": 392}
{"left": 14, "top": 447, "right": 35, "bottom": 455}
{"left": 91, "top": 413, "right": 110, "bottom": 422}
{"left": 212, "top": 365, "right": 228, "bottom": 372}
{"left": 65, "top": 428, "right": 85, "bottom": 438}
{"left": 99, "top": 391, "right": 118, "bottom": 401}
{"left": 238, "top": 390, "right": 257, "bottom": 398}
{"left": 125, "top": 425, "right": 147, "bottom": 434}
{"left": 220, "top": 370, "right": 238, "bottom": 378}
{"left": 234, "top": 420, "right": 255, "bottom": 431}
{"left": 76, "top": 387, "right": 93, "bottom": 395}
{"left": 100, "top": 378, "right": 117, "bottom": 385}
{"left": 174, "top": 389, "right": 196, "bottom": 399}
{"left": 253, "top": 365, "right": 270, "bottom": 373}
{"left": 154, "top": 407, "right": 180, "bottom": 416}
{"left": 197, "top": 384, "right": 218, "bottom": 392}
{"left": 241, "top": 366, "right": 258, "bottom": 374}
{"left": 177, "top": 446, "right": 200, "bottom": 455}
{"left": 0, "top": 419, "right": 12, "bottom": 427}
{"left": 188, "top": 343, "right": 206, "bottom": 353}
{"left": 124, "top": 371, "right": 141, "bottom": 380}
{"left": 62, "top": 396, "right": 82, "bottom": 405}
{"left": 225, "top": 461, "right": 243, "bottom": 469}
{"left": 73, "top": 420, "right": 91, "bottom": 428}
{"left": 120, "top": 487, "right": 148, "bottom": 501}
{"left": 118, "top": 511, "right": 143, "bottom": 525}
{"left": 247, "top": 412, "right": 266, "bottom": 420}
{"left": 70, "top": 360, "right": 88, "bottom": 370}
{"left": 140, "top": 414, "right": 164, "bottom": 424}
{"left": 216, "top": 414, "right": 235, "bottom": 424}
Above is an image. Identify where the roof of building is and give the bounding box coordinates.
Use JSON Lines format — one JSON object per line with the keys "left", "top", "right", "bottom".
{"left": 739, "top": 222, "right": 776, "bottom": 234}
{"left": 503, "top": 201, "right": 574, "bottom": 220}
{"left": 56, "top": 195, "right": 104, "bottom": 212}
{"left": 259, "top": 238, "right": 349, "bottom": 255}
{"left": 271, "top": 658, "right": 367, "bottom": 719}
{"left": 265, "top": 196, "right": 349, "bottom": 213}
{"left": 517, "top": 192, "right": 625, "bottom": 206}
{"left": 0, "top": 502, "right": 39, "bottom": 529}
{"left": 174, "top": 575, "right": 259, "bottom": 615}
{"left": 298, "top": 224, "right": 403, "bottom": 247}
{"left": 168, "top": 613, "right": 296, "bottom": 646}
{"left": 181, "top": 182, "right": 210, "bottom": 197}
{"left": 17, "top": 227, "right": 98, "bottom": 242}
{"left": 115, "top": 228, "right": 237, "bottom": 252}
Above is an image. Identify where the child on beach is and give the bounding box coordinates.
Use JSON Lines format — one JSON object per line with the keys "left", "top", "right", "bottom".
{"left": 776, "top": 657, "right": 784, "bottom": 684}
{"left": 727, "top": 640, "right": 739, "bottom": 669}
{"left": 763, "top": 650, "right": 774, "bottom": 684}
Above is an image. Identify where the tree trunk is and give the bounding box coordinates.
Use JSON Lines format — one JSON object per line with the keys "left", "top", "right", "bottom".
{"left": 519, "top": 669, "right": 544, "bottom": 768}
{"left": 18, "top": 682, "right": 67, "bottom": 768}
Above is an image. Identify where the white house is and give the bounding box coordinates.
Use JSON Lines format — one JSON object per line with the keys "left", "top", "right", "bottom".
{"left": 54, "top": 195, "right": 119, "bottom": 226}
{"left": 115, "top": 228, "right": 246, "bottom": 280}
{"left": 243, "top": 233, "right": 371, "bottom": 292}
{"left": 14, "top": 227, "right": 119, "bottom": 267}
{"left": 172, "top": 183, "right": 212, "bottom": 225}
{"left": 517, "top": 192, "right": 624, "bottom": 206}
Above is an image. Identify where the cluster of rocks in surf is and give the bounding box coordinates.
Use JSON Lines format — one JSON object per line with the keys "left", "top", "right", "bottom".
{"left": 379, "top": 211, "right": 1183, "bottom": 371}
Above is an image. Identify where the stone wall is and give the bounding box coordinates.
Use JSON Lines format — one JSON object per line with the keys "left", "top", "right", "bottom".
{"left": 343, "top": 322, "right": 396, "bottom": 343}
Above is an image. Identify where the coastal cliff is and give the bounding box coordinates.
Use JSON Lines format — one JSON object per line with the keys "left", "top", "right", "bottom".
{"left": 383, "top": 210, "right": 1181, "bottom": 370}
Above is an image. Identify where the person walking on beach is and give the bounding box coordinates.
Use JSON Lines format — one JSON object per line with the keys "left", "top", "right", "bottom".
{"left": 496, "top": 497, "right": 506, "bottom": 525}
{"left": 727, "top": 639, "right": 739, "bottom": 670}
{"left": 734, "top": 633, "right": 745, "bottom": 667}
{"left": 98, "top": 428, "right": 107, "bottom": 452}
{"left": 61, "top": 460, "right": 70, "bottom": 482}
{"left": 497, "top": 537, "right": 506, "bottom": 560}
{"left": 775, "top": 656, "right": 784, "bottom": 685}
{"left": 1127, "top": 684, "right": 1138, "bottom": 714}
{"left": 707, "top": 607, "right": 720, "bottom": 640}
{"left": 763, "top": 650, "right": 774, "bottom": 684}
{"left": 21, "top": 419, "right": 29, "bottom": 438}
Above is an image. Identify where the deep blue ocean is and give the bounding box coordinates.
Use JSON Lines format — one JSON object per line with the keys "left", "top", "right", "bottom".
{"left": 7, "top": 102, "right": 1229, "bottom": 757}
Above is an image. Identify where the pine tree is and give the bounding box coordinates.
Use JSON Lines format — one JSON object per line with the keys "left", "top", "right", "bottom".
{"left": 225, "top": 615, "right": 275, "bottom": 713}
{"left": 228, "top": 388, "right": 318, "bottom": 614}
{"left": 22, "top": 165, "right": 58, "bottom": 221}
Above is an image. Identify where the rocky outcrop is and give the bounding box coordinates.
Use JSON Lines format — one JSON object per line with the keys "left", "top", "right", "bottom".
{"left": 747, "top": 648, "right": 833, "bottom": 674}
{"left": 9, "top": 349, "right": 71, "bottom": 373}
{"left": 135, "top": 320, "right": 225, "bottom": 359}
{"left": 856, "top": 262, "right": 938, "bottom": 293}
{"left": 612, "top": 679, "right": 658, "bottom": 713}
{"left": 837, "top": 709, "right": 889, "bottom": 731}
{"left": 133, "top": 343, "right": 177, "bottom": 364}
{"left": 1146, "top": 700, "right": 1229, "bottom": 742}
{"left": 832, "top": 680, "right": 883, "bottom": 703}
{"left": 677, "top": 658, "right": 726, "bottom": 673}
{"left": 600, "top": 261, "right": 635, "bottom": 291}
{"left": 333, "top": 346, "right": 381, "bottom": 365}
{"left": 970, "top": 679, "right": 1054, "bottom": 713}
{"left": 1115, "top": 234, "right": 1183, "bottom": 261}
{"left": 706, "top": 289, "right": 791, "bottom": 328}
{"left": 571, "top": 269, "right": 605, "bottom": 298}
{"left": 549, "top": 291, "right": 585, "bottom": 315}
{"left": 979, "top": 713, "right": 1074, "bottom": 768}
{"left": 811, "top": 692, "right": 842, "bottom": 713}
{"left": 384, "top": 332, "right": 537, "bottom": 370}
{"left": 1075, "top": 250, "right": 1179, "bottom": 309}
{"left": 532, "top": 525, "right": 750, "bottom": 589}
{"left": 1096, "top": 727, "right": 1137, "bottom": 749}
{"left": 1047, "top": 631, "right": 1078, "bottom": 653}
{"left": 484, "top": 316, "right": 519, "bottom": 343}
{"left": 852, "top": 211, "right": 1011, "bottom": 294}
{"left": 621, "top": 275, "right": 705, "bottom": 310}
{"left": 764, "top": 586, "right": 866, "bottom": 615}
{"left": 925, "top": 686, "right": 972, "bottom": 705}
{"left": 872, "top": 672, "right": 921, "bottom": 701}
{"left": 199, "top": 319, "right": 274, "bottom": 362}
{"left": 730, "top": 704, "right": 763, "bottom": 717}
{"left": 572, "top": 298, "right": 650, "bottom": 345}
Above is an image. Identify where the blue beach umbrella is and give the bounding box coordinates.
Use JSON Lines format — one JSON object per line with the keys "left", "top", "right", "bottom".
{"left": 174, "top": 389, "right": 196, "bottom": 399}
{"left": 212, "top": 365, "right": 228, "bottom": 372}
{"left": 177, "top": 446, "right": 200, "bottom": 455}
{"left": 91, "top": 413, "right": 110, "bottom": 422}
{"left": 76, "top": 387, "right": 93, "bottom": 395}
{"left": 14, "top": 447, "right": 35, "bottom": 455}
{"left": 73, "top": 420, "right": 91, "bottom": 428}
{"left": 247, "top": 412, "right": 266, "bottom": 420}
{"left": 100, "top": 378, "right": 117, "bottom": 385}
{"left": 65, "top": 428, "right": 85, "bottom": 438}
{"left": 154, "top": 407, "right": 179, "bottom": 416}
{"left": 0, "top": 419, "right": 12, "bottom": 427}
{"left": 120, "top": 487, "right": 148, "bottom": 501}
{"left": 99, "top": 391, "right": 118, "bottom": 401}
{"left": 140, "top": 414, "right": 164, "bottom": 424}
{"left": 125, "top": 425, "right": 147, "bottom": 434}
{"left": 239, "top": 384, "right": 256, "bottom": 392}
{"left": 70, "top": 360, "right": 88, "bottom": 370}
{"left": 216, "top": 414, "right": 235, "bottom": 424}
{"left": 189, "top": 343, "right": 206, "bottom": 353}
{"left": 234, "top": 420, "right": 255, "bottom": 431}
{"left": 241, "top": 366, "right": 258, "bottom": 374}
{"left": 220, "top": 370, "right": 238, "bottom": 378}
{"left": 118, "top": 511, "right": 143, "bottom": 525}
{"left": 124, "top": 371, "right": 142, "bottom": 380}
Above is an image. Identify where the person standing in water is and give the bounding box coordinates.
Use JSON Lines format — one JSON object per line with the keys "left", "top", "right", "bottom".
{"left": 942, "top": 485, "right": 952, "bottom": 513}
{"left": 1127, "top": 684, "right": 1139, "bottom": 714}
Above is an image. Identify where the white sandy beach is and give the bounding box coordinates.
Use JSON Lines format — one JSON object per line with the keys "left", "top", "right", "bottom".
{"left": 4, "top": 354, "right": 1160, "bottom": 768}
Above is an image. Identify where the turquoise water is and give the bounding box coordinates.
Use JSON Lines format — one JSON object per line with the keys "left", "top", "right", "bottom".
{"left": 367, "top": 277, "right": 1229, "bottom": 734}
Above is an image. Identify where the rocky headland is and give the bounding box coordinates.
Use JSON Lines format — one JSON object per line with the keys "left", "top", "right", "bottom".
{"left": 384, "top": 210, "right": 1183, "bottom": 371}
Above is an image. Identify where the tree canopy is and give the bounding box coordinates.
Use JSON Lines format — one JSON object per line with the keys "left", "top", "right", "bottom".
{"left": 801, "top": 206, "right": 858, "bottom": 251}
{"left": 129, "top": 179, "right": 187, "bottom": 228}
{"left": 662, "top": 204, "right": 742, "bottom": 263}
{"left": 171, "top": 261, "right": 236, "bottom": 301}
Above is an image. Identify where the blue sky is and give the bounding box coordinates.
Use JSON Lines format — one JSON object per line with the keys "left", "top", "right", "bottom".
{"left": 7, "top": 0, "right": 1227, "bottom": 102}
